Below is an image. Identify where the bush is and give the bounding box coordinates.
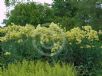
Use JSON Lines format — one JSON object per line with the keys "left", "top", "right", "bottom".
{"left": 58, "top": 26, "right": 102, "bottom": 76}
{"left": 0, "top": 24, "right": 38, "bottom": 65}
{"left": 0, "top": 23, "right": 66, "bottom": 65}
{"left": 0, "top": 60, "right": 77, "bottom": 76}
{"left": 0, "top": 23, "right": 102, "bottom": 76}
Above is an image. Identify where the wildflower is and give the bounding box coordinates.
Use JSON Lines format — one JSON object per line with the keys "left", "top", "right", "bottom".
{"left": 82, "top": 25, "right": 92, "bottom": 31}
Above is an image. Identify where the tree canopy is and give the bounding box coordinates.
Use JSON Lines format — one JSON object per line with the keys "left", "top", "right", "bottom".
{"left": 5, "top": 2, "right": 54, "bottom": 26}
{"left": 4, "top": 0, "right": 102, "bottom": 30}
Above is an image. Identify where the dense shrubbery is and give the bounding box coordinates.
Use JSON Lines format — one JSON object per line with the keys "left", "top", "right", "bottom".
{"left": 0, "top": 23, "right": 102, "bottom": 76}
{"left": 0, "top": 60, "right": 77, "bottom": 76}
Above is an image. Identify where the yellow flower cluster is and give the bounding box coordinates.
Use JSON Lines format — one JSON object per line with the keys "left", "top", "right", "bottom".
{"left": 82, "top": 25, "right": 92, "bottom": 31}
{"left": 51, "top": 42, "right": 62, "bottom": 53}
{"left": 83, "top": 25, "right": 99, "bottom": 41}
{"left": 86, "top": 30, "right": 98, "bottom": 41}
{"left": 32, "top": 22, "right": 65, "bottom": 53}
{"left": 66, "top": 27, "right": 85, "bottom": 44}
{"left": 0, "top": 24, "right": 34, "bottom": 42}
{"left": 0, "top": 23, "right": 100, "bottom": 54}
{"left": 66, "top": 25, "right": 99, "bottom": 44}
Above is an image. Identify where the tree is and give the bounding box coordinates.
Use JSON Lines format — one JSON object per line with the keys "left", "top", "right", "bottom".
{"left": 52, "top": 0, "right": 102, "bottom": 30}
{"left": 5, "top": 0, "right": 102, "bottom": 30}
{"left": 75, "top": 0, "right": 102, "bottom": 30}
{"left": 52, "top": 0, "right": 78, "bottom": 30}
{"left": 5, "top": 2, "right": 54, "bottom": 26}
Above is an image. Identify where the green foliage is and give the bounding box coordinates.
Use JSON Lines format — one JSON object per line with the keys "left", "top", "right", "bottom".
{"left": 52, "top": 0, "right": 102, "bottom": 30}
{"left": 5, "top": 0, "right": 102, "bottom": 30}
{"left": 52, "top": 0, "right": 77, "bottom": 17}
{"left": 0, "top": 24, "right": 38, "bottom": 65}
{"left": 52, "top": 0, "right": 78, "bottom": 30}
{"left": 75, "top": 0, "right": 102, "bottom": 30}
{"left": 99, "top": 30, "right": 102, "bottom": 41}
{"left": 4, "top": 0, "right": 10, "bottom": 6}
{"left": 58, "top": 26, "right": 102, "bottom": 76}
{"left": 6, "top": 3, "right": 54, "bottom": 26}
{"left": 0, "top": 23, "right": 102, "bottom": 76}
{"left": 0, "top": 60, "right": 77, "bottom": 76}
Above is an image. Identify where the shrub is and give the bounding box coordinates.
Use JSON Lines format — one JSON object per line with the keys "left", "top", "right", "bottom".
{"left": 59, "top": 25, "right": 102, "bottom": 76}
{"left": 0, "top": 60, "right": 77, "bottom": 76}
{"left": 0, "top": 24, "right": 38, "bottom": 65}
{"left": 0, "top": 23, "right": 66, "bottom": 64}
{"left": 0, "top": 23, "right": 102, "bottom": 76}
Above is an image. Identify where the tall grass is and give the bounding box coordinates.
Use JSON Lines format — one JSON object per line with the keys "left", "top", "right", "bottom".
{"left": 0, "top": 61, "right": 77, "bottom": 76}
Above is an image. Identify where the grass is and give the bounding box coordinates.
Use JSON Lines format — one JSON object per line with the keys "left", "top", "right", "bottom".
{"left": 0, "top": 60, "right": 77, "bottom": 76}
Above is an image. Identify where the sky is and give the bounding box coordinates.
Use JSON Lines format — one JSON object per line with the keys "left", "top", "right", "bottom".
{"left": 0, "top": 0, "right": 53, "bottom": 27}
{"left": 0, "top": 0, "right": 6, "bottom": 26}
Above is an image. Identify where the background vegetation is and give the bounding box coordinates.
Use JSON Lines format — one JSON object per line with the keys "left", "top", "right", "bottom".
{"left": 4, "top": 0, "right": 102, "bottom": 30}
{"left": 0, "top": 23, "right": 102, "bottom": 76}
{"left": 0, "top": 0, "right": 102, "bottom": 76}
